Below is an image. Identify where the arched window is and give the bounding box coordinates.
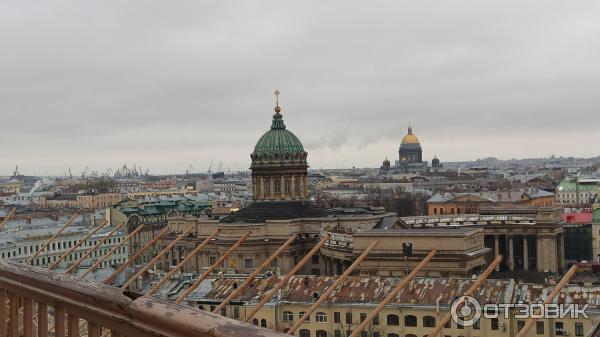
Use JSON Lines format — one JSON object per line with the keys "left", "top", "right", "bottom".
{"left": 404, "top": 315, "right": 417, "bottom": 327}
{"left": 284, "top": 178, "right": 291, "bottom": 193}
{"left": 294, "top": 177, "right": 300, "bottom": 193}
{"left": 422, "top": 316, "right": 436, "bottom": 327}
{"left": 261, "top": 319, "right": 267, "bottom": 328}
{"left": 316, "top": 312, "right": 327, "bottom": 323}
{"left": 387, "top": 314, "right": 399, "bottom": 326}
{"left": 283, "top": 311, "right": 294, "bottom": 322}
{"left": 252, "top": 319, "right": 258, "bottom": 326}
{"left": 300, "top": 330, "right": 311, "bottom": 337}
{"left": 299, "top": 311, "right": 310, "bottom": 322}
{"left": 387, "top": 334, "right": 399, "bottom": 337}
{"left": 405, "top": 335, "right": 417, "bottom": 337}
{"left": 316, "top": 330, "right": 327, "bottom": 337}
{"left": 274, "top": 179, "right": 281, "bottom": 193}
{"left": 264, "top": 179, "right": 271, "bottom": 193}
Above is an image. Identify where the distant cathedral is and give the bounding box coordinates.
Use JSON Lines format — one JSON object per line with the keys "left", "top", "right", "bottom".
{"left": 380, "top": 125, "right": 435, "bottom": 174}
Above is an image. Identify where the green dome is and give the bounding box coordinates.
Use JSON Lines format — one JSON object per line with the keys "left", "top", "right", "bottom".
{"left": 253, "top": 112, "right": 304, "bottom": 155}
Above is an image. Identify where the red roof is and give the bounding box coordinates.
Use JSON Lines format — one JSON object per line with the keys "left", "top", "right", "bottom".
{"left": 561, "top": 212, "right": 593, "bottom": 224}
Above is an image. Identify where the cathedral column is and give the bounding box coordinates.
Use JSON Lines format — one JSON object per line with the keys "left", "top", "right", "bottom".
{"left": 301, "top": 175, "right": 307, "bottom": 198}
{"left": 508, "top": 236, "right": 514, "bottom": 271}
{"left": 258, "top": 176, "right": 264, "bottom": 199}
{"left": 494, "top": 235, "right": 500, "bottom": 271}
{"left": 523, "top": 236, "right": 529, "bottom": 271}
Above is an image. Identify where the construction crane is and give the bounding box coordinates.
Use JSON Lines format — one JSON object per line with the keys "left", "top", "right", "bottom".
{"left": 207, "top": 158, "right": 214, "bottom": 175}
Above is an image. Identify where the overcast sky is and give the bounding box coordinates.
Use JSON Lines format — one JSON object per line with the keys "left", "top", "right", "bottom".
{"left": 1, "top": 1, "right": 599, "bottom": 176}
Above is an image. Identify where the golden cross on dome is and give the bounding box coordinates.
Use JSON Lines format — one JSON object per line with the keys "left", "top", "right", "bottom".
{"left": 273, "top": 89, "right": 281, "bottom": 112}
{"left": 274, "top": 89, "right": 280, "bottom": 105}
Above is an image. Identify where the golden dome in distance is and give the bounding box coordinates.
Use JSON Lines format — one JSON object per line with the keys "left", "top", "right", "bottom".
{"left": 401, "top": 125, "right": 420, "bottom": 145}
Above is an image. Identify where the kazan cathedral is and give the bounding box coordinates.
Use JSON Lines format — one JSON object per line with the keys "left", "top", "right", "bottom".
{"left": 159, "top": 93, "right": 487, "bottom": 284}
{"left": 380, "top": 125, "right": 430, "bottom": 174}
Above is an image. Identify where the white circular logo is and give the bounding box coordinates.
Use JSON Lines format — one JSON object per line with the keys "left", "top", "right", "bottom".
{"left": 451, "top": 296, "right": 482, "bottom": 327}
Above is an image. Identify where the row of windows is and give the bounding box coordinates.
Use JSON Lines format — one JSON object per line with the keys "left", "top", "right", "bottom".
{"left": 281, "top": 312, "right": 436, "bottom": 328}
{"left": 1, "top": 238, "right": 126, "bottom": 259}
{"left": 262, "top": 177, "right": 301, "bottom": 194}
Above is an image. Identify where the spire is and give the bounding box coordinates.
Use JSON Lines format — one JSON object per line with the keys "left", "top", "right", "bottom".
{"left": 408, "top": 124, "right": 413, "bottom": 135}
{"left": 271, "top": 89, "right": 286, "bottom": 130}
{"left": 274, "top": 89, "right": 281, "bottom": 113}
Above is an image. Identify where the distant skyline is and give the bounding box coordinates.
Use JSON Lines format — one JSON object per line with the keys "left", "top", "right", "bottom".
{"left": 2, "top": 1, "right": 600, "bottom": 175}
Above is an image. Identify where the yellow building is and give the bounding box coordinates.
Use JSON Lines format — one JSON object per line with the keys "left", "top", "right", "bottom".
{"left": 182, "top": 275, "right": 598, "bottom": 337}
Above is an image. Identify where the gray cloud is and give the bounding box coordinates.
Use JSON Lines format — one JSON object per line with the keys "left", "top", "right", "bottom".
{"left": 1, "top": 1, "right": 599, "bottom": 175}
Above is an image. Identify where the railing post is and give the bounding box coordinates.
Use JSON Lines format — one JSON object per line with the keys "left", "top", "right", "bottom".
{"left": 88, "top": 322, "right": 100, "bottom": 337}
{"left": 9, "top": 292, "right": 18, "bottom": 337}
{"left": 37, "top": 303, "right": 48, "bottom": 337}
{"left": 67, "top": 314, "right": 79, "bottom": 337}
{"left": 24, "top": 297, "right": 33, "bottom": 337}
{"left": 0, "top": 289, "right": 6, "bottom": 337}
{"left": 54, "top": 306, "right": 66, "bottom": 337}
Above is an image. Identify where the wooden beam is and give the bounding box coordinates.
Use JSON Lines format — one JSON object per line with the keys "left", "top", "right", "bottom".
{"left": 0, "top": 208, "right": 16, "bottom": 231}
{"left": 175, "top": 231, "right": 252, "bottom": 304}
{"left": 48, "top": 220, "right": 109, "bottom": 270}
{"left": 26, "top": 213, "right": 79, "bottom": 264}
{"left": 64, "top": 222, "right": 125, "bottom": 274}
{"left": 103, "top": 226, "right": 170, "bottom": 285}
{"left": 80, "top": 224, "right": 145, "bottom": 279}
{"left": 515, "top": 264, "right": 578, "bottom": 337}
{"left": 349, "top": 249, "right": 437, "bottom": 337}
{"left": 289, "top": 240, "right": 379, "bottom": 335}
{"left": 213, "top": 234, "right": 297, "bottom": 314}
{"left": 244, "top": 234, "right": 331, "bottom": 321}
{"left": 426, "top": 255, "right": 503, "bottom": 337}
{"left": 122, "top": 225, "right": 194, "bottom": 289}
{"left": 146, "top": 229, "right": 220, "bottom": 295}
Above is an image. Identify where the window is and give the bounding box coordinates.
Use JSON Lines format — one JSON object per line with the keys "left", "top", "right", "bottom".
{"left": 373, "top": 332, "right": 380, "bottom": 337}
{"left": 244, "top": 258, "right": 254, "bottom": 269}
{"left": 283, "top": 311, "right": 294, "bottom": 322}
{"left": 473, "top": 319, "right": 480, "bottom": 330}
{"left": 285, "top": 179, "right": 291, "bottom": 193}
{"left": 233, "top": 306, "right": 240, "bottom": 319}
{"left": 299, "top": 312, "right": 310, "bottom": 322}
{"left": 220, "top": 307, "right": 226, "bottom": 316}
{"left": 295, "top": 178, "right": 300, "bottom": 193}
{"left": 316, "top": 331, "right": 327, "bottom": 337}
{"left": 360, "top": 313, "right": 367, "bottom": 323}
{"left": 260, "top": 319, "right": 267, "bottom": 328}
{"left": 360, "top": 332, "right": 367, "bottom": 337}
{"left": 373, "top": 314, "right": 379, "bottom": 326}
{"left": 335, "top": 330, "right": 341, "bottom": 337}
{"left": 457, "top": 321, "right": 464, "bottom": 329}
{"left": 536, "top": 321, "right": 544, "bottom": 334}
{"left": 405, "top": 335, "right": 417, "bottom": 337}
{"left": 434, "top": 208, "right": 437, "bottom": 214}
{"left": 274, "top": 179, "right": 281, "bottom": 193}
{"left": 316, "top": 312, "right": 327, "bottom": 323}
{"left": 575, "top": 322, "right": 584, "bottom": 337}
{"left": 387, "top": 314, "right": 399, "bottom": 326}
{"left": 517, "top": 320, "right": 525, "bottom": 332}
{"left": 300, "top": 330, "right": 311, "bottom": 337}
{"left": 423, "top": 316, "right": 435, "bottom": 327}
{"left": 346, "top": 312, "right": 352, "bottom": 324}
{"left": 387, "top": 334, "right": 399, "bottom": 337}
{"left": 334, "top": 312, "right": 341, "bottom": 323}
{"left": 264, "top": 179, "right": 271, "bottom": 193}
{"left": 312, "top": 255, "right": 320, "bottom": 264}
{"left": 491, "top": 318, "right": 499, "bottom": 330}
{"left": 252, "top": 319, "right": 258, "bottom": 326}
{"left": 404, "top": 315, "right": 417, "bottom": 327}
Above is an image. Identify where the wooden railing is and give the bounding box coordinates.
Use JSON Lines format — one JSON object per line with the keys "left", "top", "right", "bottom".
{"left": 0, "top": 260, "right": 287, "bottom": 337}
